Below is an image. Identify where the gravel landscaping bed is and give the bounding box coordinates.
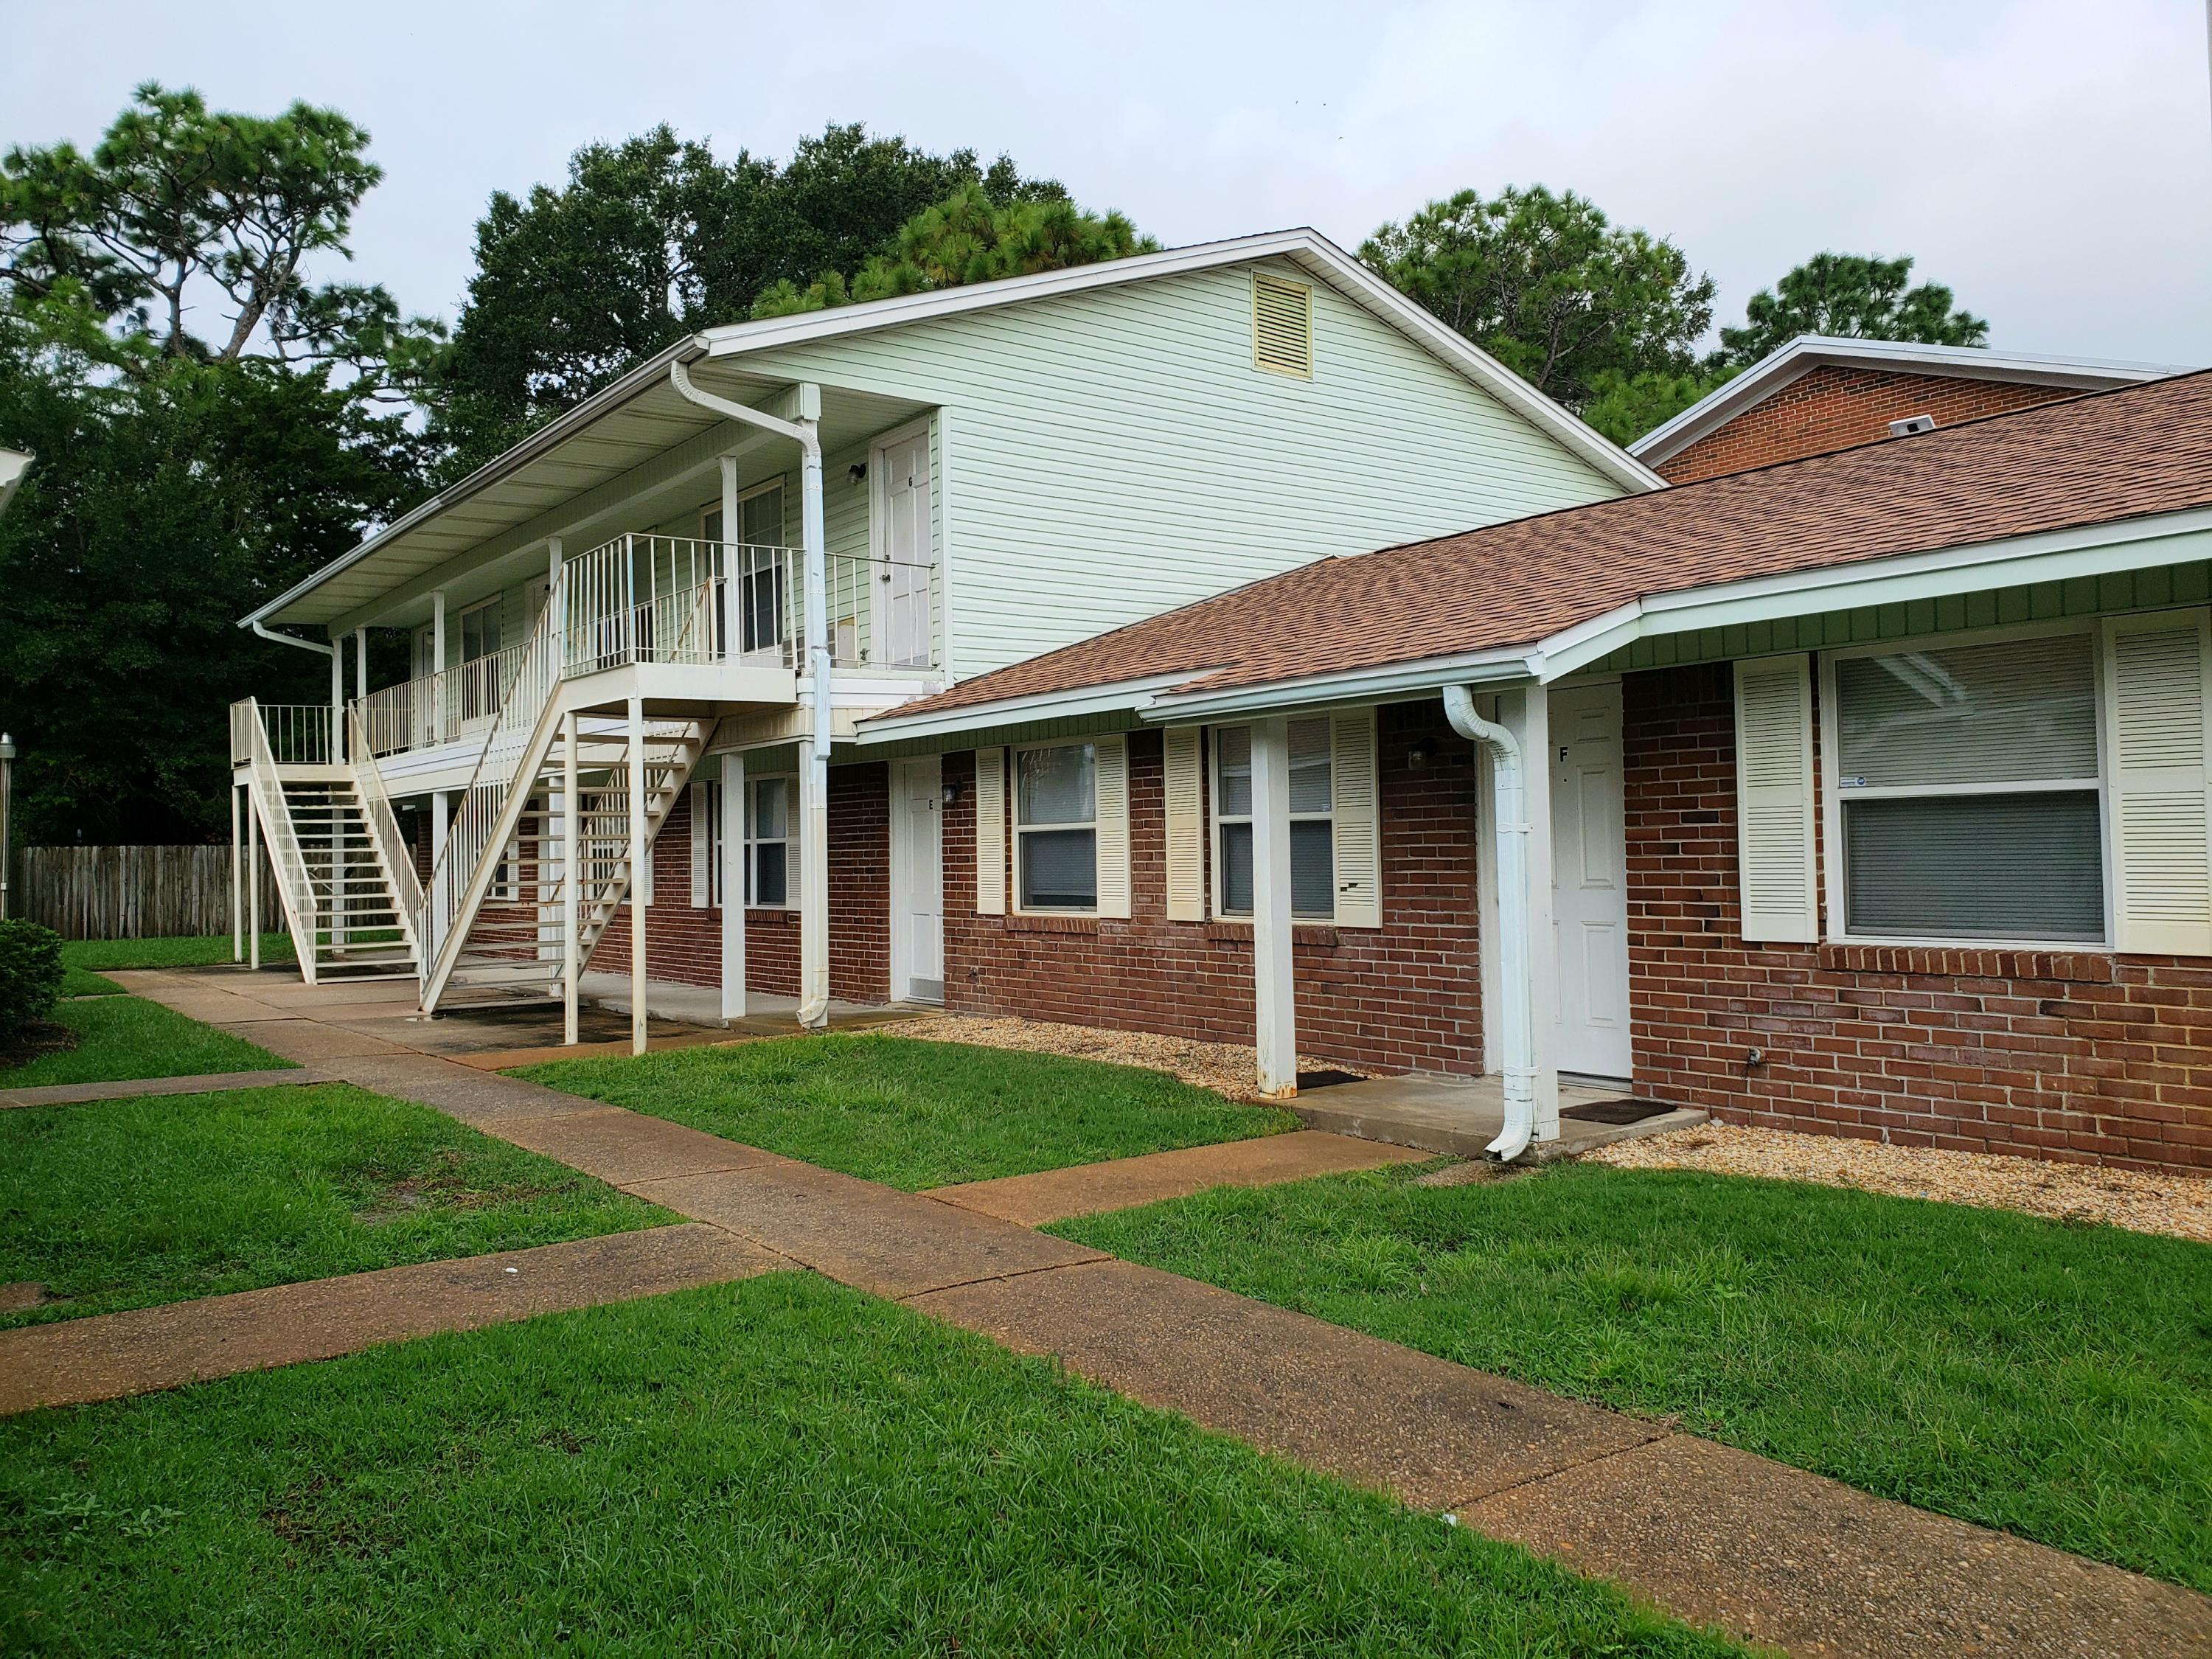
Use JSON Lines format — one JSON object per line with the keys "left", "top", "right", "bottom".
{"left": 878, "top": 1012, "right": 1352, "bottom": 1101}
{"left": 1585, "top": 1118, "right": 2211, "bottom": 1243}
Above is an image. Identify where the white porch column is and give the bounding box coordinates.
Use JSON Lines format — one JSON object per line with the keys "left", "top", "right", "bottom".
{"left": 721, "top": 749, "right": 747, "bottom": 1022}
{"left": 562, "top": 710, "right": 580, "bottom": 1045}
{"left": 1250, "top": 715, "right": 1297, "bottom": 1099}
{"left": 1504, "top": 685, "right": 1559, "bottom": 1141}
{"left": 628, "top": 694, "right": 648, "bottom": 1055}
{"left": 246, "top": 789, "right": 262, "bottom": 972}
{"left": 547, "top": 534, "right": 563, "bottom": 592}
{"left": 431, "top": 590, "right": 448, "bottom": 737}
{"left": 796, "top": 382, "right": 832, "bottom": 1031}
{"left": 718, "top": 453, "right": 740, "bottom": 656}
{"left": 230, "top": 786, "right": 243, "bottom": 963}
{"left": 353, "top": 627, "right": 368, "bottom": 703}
{"left": 429, "top": 787, "right": 451, "bottom": 966}
{"left": 329, "top": 633, "right": 344, "bottom": 754}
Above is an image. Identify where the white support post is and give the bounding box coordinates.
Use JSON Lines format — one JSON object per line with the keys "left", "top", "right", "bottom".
{"left": 1505, "top": 685, "right": 1559, "bottom": 1141}
{"left": 429, "top": 787, "right": 451, "bottom": 967}
{"left": 1250, "top": 715, "right": 1297, "bottom": 1099}
{"left": 797, "top": 384, "right": 831, "bottom": 1031}
{"left": 353, "top": 627, "right": 367, "bottom": 703}
{"left": 719, "top": 453, "right": 740, "bottom": 659}
{"left": 329, "top": 634, "right": 344, "bottom": 755}
{"left": 230, "top": 786, "right": 243, "bottom": 963}
{"left": 247, "top": 791, "right": 262, "bottom": 972}
{"left": 628, "top": 694, "right": 648, "bottom": 1055}
{"left": 721, "top": 749, "right": 746, "bottom": 1023}
{"left": 431, "top": 590, "right": 448, "bottom": 737}
{"left": 548, "top": 535, "right": 563, "bottom": 592}
{"left": 563, "top": 710, "right": 580, "bottom": 1046}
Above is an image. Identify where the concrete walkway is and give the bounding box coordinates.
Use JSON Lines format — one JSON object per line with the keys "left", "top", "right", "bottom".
{"left": 0, "top": 1225, "right": 780, "bottom": 1413}
{"left": 0, "top": 1066, "right": 329, "bottom": 1110}
{"left": 55, "top": 964, "right": 2212, "bottom": 1658}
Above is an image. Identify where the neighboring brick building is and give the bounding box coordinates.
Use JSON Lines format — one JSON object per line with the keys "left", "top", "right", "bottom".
{"left": 1631, "top": 336, "right": 2184, "bottom": 484}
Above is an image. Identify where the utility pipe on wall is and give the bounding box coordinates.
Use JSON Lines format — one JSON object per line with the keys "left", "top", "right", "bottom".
{"left": 1444, "top": 684, "right": 1534, "bottom": 1162}
{"left": 668, "top": 360, "right": 832, "bottom": 1028}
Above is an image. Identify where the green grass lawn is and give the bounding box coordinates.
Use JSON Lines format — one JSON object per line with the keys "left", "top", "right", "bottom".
{"left": 0, "top": 1275, "right": 1742, "bottom": 1657}
{"left": 515, "top": 1033, "right": 1295, "bottom": 1192}
{"left": 1055, "top": 1161, "right": 2212, "bottom": 1592}
{"left": 0, "top": 1082, "right": 669, "bottom": 1328}
{"left": 0, "top": 994, "right": 293, "bottom": 1088}
{"left": 58, "top": 932, "right": 298, "bottom": 995}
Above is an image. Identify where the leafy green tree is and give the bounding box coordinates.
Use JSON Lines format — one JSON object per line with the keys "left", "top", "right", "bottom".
{"left": 1360, "top": 186, "right": 1714, "bottom": 409}
{"left": 435, "top": 125, "right": 1066, "bottom": 473}
{"left": 1578, "top": 366, "right": 1738, "bottom": 449}
{"left": 0, "top": 89, "right": 424, "bottom": 844}
{"left": 751, "top": 184, "right": 1155, "bottom": 318}
{"left": 1717, "top": 252, "right": 1987, "bottom": 367}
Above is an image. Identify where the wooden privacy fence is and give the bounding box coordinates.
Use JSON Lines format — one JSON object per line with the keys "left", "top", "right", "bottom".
{"left": 10, "top": 844, "right": 285, "bottom": 941}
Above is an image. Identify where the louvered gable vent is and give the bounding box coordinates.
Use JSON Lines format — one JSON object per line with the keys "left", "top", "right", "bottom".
{"left": 1251, "top": 272, "right": 1312, "bottom": 378}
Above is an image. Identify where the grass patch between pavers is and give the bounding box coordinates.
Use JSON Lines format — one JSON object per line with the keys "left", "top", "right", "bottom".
{"left": 513, "top": 1032, "right": 1297, "bottom": 1192}
{"left": 1054, "top": 1158, "right": 2212, "bottom": 1593}
{"left": 0, "top": 1274, "right": 1745, "bottom": 1657}
{"left": 0, "top": 1082, "right": 671, "bottom": 1328}
{"left": 0, "top": 995, "right": 293, "bottom": 1089}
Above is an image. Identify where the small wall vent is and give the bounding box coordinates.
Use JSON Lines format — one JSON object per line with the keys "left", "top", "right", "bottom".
{"left": 1251, "top": 272, "right": 1313, "bottom": 379}
{"left": 1888, "top": 414, "right": 1937, "bottom": 437}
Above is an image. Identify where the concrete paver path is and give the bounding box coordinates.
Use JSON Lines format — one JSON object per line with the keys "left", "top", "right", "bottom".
{"left": 64, "top": 965, "right": 2212, "bottom": 1658}
{"left": 927, "top": 1128, "right": 1427, "bottom": 1225}
{"left": 0, "top": 1225, "right": 779, "bottom": 1413}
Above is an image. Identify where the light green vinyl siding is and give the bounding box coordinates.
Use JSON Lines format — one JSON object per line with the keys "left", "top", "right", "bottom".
{"left": 740, "top": 260, "right": 1620, "bottom": 679}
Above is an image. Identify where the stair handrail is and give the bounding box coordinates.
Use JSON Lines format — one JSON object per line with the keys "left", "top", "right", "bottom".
{"left": 233, "top": 698, "right": 326, "bottom": 984}
{"left": 419, "top": 564, "right": 569, "bottom": 998}
{"left": 346, "top": 705, "right": 426, "bottom": 950}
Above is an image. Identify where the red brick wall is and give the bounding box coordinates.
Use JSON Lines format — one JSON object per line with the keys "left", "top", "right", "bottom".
{"left": 588, "top": 765, "right": 888, "bottom": 1004}
{"left": 1658, "top": 366, "right": 2081, "bottom": 484}
{"left": 939, "top": 703, "right": 1485, "bottom": 1075}
{"left": 1625, "top": 662, "right": 2212, "bottom": 1173}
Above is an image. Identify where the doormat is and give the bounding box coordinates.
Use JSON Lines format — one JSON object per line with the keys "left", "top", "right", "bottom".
{"left": 1296, "top": 1068, "right": 1364, "bottom": 1091}
{"left": 1560, "top": 1097, "right": 1669, "bottom": 1126}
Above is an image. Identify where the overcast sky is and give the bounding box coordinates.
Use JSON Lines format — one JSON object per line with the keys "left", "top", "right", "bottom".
{"left": 5, "top": 0, "right": 2208, "bottom": 364}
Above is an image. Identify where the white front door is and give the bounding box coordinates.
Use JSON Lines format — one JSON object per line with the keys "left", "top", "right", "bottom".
{"left": 874, "top": 428, "right": 933, "bottom": 667}
{"left": 1550, "top": 681, "right": 1634, "bottom": 1081}
{"left": 891, "top": 756, "right": 945, "bottom": 1003}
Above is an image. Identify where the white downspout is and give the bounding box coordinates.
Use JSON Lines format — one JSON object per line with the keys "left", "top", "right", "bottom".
{"left": 667, "top": 360, "right": 832, "bottom": 1028}
{"left": 1444, "top": 684, "right": 1534, "bottom": 1162}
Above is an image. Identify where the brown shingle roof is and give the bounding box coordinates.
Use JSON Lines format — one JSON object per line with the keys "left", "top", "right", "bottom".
{"left": 885, "top": 368, "right": 2212, "bottom": 721}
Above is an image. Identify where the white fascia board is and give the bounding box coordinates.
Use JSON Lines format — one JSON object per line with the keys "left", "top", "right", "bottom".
{"left": 1534, "top": 504, "right": 2212, "bottom": 680}
{"left": 239, "top": 335, "right": 712, "bottom": 632}
{"left": 849, "top": 673, "right": 1197, "bottom": 746}
{"left": 1631, "top": 335, "right": 2192, "bottom": 466}
{"left": 0, "top": 446, "right": 29, "bottom": 518}
{"left": 1142, "top": 647, "right": 1535, "bottom": 722}
{"left": 701, "top": 229, "right": 1663, "bottom": 498}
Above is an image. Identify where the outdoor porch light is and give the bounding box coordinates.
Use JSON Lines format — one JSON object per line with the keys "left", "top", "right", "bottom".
{"left": 941, "top": 779, "right": 962, "bottom": 806}
{"left": 1406, "top": 734, "right": 1438, "bottom": 769}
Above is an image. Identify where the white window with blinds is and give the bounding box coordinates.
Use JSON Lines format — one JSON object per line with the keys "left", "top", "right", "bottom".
{"left": 1210, "top": 714, "right": 1378, "bottom": 924}
{"left": 1015, "top": 741, "right": 1100, "bottom": 912}
{"left": 743, "top": 773, "right": 796, "bottom": 910}
{"left": 1820, "top": 627, "right": 2108, "bottom": 945}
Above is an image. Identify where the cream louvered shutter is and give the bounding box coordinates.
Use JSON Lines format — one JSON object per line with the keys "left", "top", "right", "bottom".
{"left": 689, "top": 783, "right": 710, "bottom": 908}
{"left": 974, "top": 747, "right": 1006, "bottom": 915}
{"left": 1251, "top": 272, "right": 1312, "bottom": 378}
{"left": 1094, "top": 735, "right": 1132, "bottom": 919}
{"left": 1733, "top": 656, "right": 1818, "bottom": 943}
{"left": 1163, "top": 727, "right": 1206, "bottom": 920}
{"left": 2104, "top": 608, "right": 2212, "bottom": 955}
{"left": 1331, "top": 709, "right": 1380, "bottom": 928}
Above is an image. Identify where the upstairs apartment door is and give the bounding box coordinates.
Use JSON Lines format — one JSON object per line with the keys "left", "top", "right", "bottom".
{"left": 1550, "top": 681, "right": 1635, "bottom": 1082}
{"left": 891, "top": 756, "right": 945, "bottom": 1004}
{"left": 874, "top": 427, "right": 933, "bottom": 667}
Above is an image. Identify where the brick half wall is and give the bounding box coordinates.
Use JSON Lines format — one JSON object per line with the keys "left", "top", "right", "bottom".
{"left": 1625, "top": 661, "right": 2212, "bottom": 1173}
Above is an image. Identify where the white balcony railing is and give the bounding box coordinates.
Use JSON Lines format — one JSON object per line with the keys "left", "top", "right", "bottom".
{"left": 340, "top": 534, "right": 936, "bottom": 761}
{"left": 229, "top": 701, "right": 337, "bottom": 768}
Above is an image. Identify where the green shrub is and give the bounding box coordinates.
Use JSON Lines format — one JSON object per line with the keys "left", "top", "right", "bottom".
{"left": 0, "top": 920, "right": 65, "bottom": 1043}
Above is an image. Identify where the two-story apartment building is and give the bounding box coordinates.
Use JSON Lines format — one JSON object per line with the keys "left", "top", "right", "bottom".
{"left": 229, "top": 229, "right": 1652, "bottom": 1063}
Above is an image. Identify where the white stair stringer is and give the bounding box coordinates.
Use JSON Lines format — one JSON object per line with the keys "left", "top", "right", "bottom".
{"left": 418, "top": 681, "right": 712, "bottom": 1012}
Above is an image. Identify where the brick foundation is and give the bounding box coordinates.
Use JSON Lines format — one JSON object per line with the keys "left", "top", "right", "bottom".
{"left": 1625, "top": 662, "right": 2212, "bottom": 1173}
{"left": 1658, "top": 366, "right": 2080, "bottom": 484}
